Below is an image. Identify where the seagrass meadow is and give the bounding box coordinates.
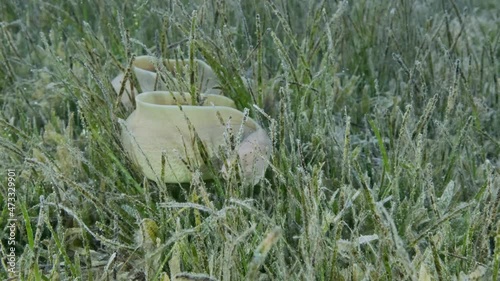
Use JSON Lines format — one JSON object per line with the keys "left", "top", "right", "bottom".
{"left": 1, "top": 0, "right": 499, "bottom": 280}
